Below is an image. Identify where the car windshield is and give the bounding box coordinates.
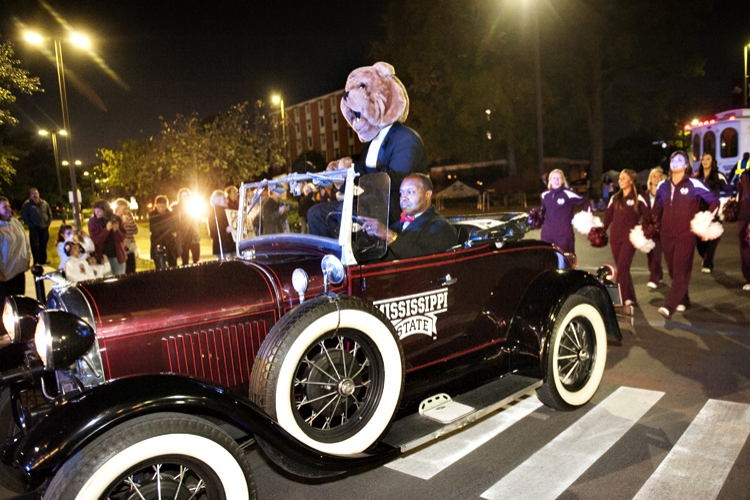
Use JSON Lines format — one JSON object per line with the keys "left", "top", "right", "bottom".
{"left": 234, "top": 169, "right": 390, "bottom": 263}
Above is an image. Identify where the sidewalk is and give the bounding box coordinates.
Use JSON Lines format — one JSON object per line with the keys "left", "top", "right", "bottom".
{"left": 22, "top": 219, "right": 218, "bottom": 301}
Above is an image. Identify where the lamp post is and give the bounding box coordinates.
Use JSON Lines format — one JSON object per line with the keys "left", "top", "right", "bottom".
{"left": 25, "top": 31, "right": 90, "bottom": 231}
{"left": 271, "top": 94, "right": 288, "bottom": 174}
{"left": 532, "top": 4, "right": 545, "bottom": 178}
{"left": 38, "top": 129, "right": 66, "bottom": 196}
{"left": 744, "top": 42, "right": 749, "bottom": 108}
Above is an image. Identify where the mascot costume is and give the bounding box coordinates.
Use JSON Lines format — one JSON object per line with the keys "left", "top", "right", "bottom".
{"left": 307, "top": 62, "right": 428, "bottom": 237}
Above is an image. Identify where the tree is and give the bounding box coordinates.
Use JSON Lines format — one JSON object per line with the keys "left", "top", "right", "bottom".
{"left": 372, "top": 0, "right": 537, "bottom": 172}
{"left": 0, "top": 40, "right": 42, "bottom": 189}
{"left": 100, "top": 100, "right": 284, "bottom": 201}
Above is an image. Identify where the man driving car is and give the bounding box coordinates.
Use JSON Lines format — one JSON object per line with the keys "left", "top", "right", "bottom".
{"left": 361, "top": 173, "right": 457, "bottom": 260}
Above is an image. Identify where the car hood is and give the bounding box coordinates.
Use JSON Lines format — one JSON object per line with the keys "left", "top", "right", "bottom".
{"left": 72, "top": 259, "right": 287, "bottom": 339}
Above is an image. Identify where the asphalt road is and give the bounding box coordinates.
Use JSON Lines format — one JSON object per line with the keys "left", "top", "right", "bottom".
{"left": 4, "top": 218, "right": 750, "bottom": 499}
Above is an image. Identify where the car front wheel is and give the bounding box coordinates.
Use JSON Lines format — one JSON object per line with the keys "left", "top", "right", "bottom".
{"left": 44, "top": 413, "right": 256, "bottom": 500}
{"left": 250, "top": 295, "right": 404, "bottom": 456}
{"left": 537, "top": 294, "right": 607, "bottom": 411}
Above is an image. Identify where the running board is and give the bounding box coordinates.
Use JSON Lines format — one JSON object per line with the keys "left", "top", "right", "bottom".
{"left": 382, "top": 374, "right": 542, "bottom": 453}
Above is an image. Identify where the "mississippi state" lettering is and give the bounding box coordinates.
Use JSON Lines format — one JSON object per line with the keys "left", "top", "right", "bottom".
{"left": 373, "top": 289, "right": 448, "bottom": 339}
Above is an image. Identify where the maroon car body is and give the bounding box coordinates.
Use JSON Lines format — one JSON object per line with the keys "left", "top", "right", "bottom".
{"left": 0, "top": 168, "right": 621, "bottom": 499}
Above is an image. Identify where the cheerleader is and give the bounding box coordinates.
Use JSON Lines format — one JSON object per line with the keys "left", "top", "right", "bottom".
{"left": 652, "top": 151, "right": 719, "bottom": 318}
{"left": 645, "top": 168, "right": 665, "bottom": 289}
{"left": 540, "top": 169, "right": 588, "bottom": 254}
{"left": 694, "top": 153, "right": 728, "bottom": 273}
{"left": 737, "top": 171, "right": 750, "bottom": 290}
{"left": 603, "top": 169, "right": 648, "bottom": 306}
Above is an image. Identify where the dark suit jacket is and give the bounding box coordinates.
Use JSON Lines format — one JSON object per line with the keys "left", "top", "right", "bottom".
{"left": 355, "top": 123, "right": 428, "bottom": 225}
{"left": 388, "top": 206, "right": 458, "bottom": 260}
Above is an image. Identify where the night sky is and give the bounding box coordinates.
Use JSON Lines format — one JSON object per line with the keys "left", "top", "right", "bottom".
{"left": 1, "top": 0, "right": 749, "bottom": 166}
{"left": 1, "top": 0, "right": 388, "bottom": 164}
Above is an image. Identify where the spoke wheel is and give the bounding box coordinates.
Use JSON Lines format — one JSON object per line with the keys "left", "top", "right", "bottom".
{"left": 293, "top": 331, "right": 380, "bottom": 439}
{"left": 44, "top": 413, "right": 256, "bottom": 500}
{"left": 250, "top": 295, "right": 403, "bottom": 456}
{"left": 103, "top": 458, "right": 214, "bottom": 500}
{"left": 555, "top": 316, "right": 595, "bottom": 393}
{"left": 537, "top": 294, "right": 607, "bottom": 411}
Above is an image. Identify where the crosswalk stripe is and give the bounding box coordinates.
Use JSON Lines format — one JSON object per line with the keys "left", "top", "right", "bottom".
{"left": 633, "top": 399, "right": 750, "bottom": 500}
{"left": 385, "top": 396, "right": 544, "bottom": 479}
{"left": 481, "top": 386, "right": 664, "bottom": 500}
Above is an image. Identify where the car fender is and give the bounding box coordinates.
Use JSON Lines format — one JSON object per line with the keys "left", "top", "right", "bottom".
{"left": 10, "top": 374, "right": 397, "bottom": 487}
{"left": 506, "top": 269, "right": 621, "bottom": 377}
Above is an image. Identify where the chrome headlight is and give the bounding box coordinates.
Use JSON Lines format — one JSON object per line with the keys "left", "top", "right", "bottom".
{"left": 3, "top": 296, "right": 44, "bottom": 343}
{"left": 34, "top": 311, "right": 95, "bottom": 370}
{"left": 292, "top": 268, "right": 309, "bottom": 303}
{"left": 321, "top": 255, "right": 344, "bottom": 285}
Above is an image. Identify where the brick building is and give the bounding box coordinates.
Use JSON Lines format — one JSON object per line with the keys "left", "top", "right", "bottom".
{"left": 271, "top": 90, "right": 364, "bottom": 172}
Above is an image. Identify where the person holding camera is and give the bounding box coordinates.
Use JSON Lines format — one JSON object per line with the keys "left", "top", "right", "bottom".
{"left": 88, "top": 199, "right": 127, "bottom": 276}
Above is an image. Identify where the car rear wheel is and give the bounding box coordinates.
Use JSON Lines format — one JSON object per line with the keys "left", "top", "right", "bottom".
{"left": 537, "top": 294, "right": 607, "bottom": 411}
{"left": 250, "top": 295, "right": 403, "bottom": 456}
{"left": 44, "top": 413, "right": 256, "bottom": 500}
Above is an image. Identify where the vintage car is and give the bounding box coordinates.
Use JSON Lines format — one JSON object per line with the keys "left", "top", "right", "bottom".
{"left": 0, "top": 167, "right": 621, "bottom": 499}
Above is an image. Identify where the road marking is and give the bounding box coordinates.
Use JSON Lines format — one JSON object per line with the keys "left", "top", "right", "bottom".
{"left": 633, "top": 399, "right": 750, "bottom": 500}
{"left": 481, "top": 386, "right": 664, "bottom": 500}
{"left": 385, "top": 396, "right": 543, "bottom": 479}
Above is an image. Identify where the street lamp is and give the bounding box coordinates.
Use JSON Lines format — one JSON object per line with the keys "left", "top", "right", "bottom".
{"left": 271, "top": 94, "right": 288, "bottom": 174}
{"left": 744, "top": 42, "right": 750, "bottom": 108}
{"left": 25, "top": 30, "right": 90, "bottom": 230}
{"left": 38, "top": 129, "right": 67, "bottom": 196}
{"left": 531, "top": 3, "right": 545, "bottom": 178}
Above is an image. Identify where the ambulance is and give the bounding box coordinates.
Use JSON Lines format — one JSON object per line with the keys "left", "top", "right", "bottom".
{"left": 686, "top": 108, "right": 750, "bottom": 178}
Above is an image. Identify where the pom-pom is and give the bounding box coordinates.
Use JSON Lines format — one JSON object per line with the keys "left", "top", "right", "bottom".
{"left": 641, "top": 213, "right": 660, "bottom": 240}
{"left": 587, "top": 227, "right": 608, "bottom": 247}
{"left": 629, "top": 225, "right": 656, "bottom": 253}
{"left": 721, "top": 197, "right": 739, "bottom": 223}
{"left": 572, "top": 210, "right": 603, "bottom": 235}
{"left": 690, "top": 210, "right": 724, "bottom": 241}
{"left": 527, "top": 206, "right": 545, "bottom": 230}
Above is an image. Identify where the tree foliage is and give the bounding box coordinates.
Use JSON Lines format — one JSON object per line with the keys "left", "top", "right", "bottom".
{"left": 373, "top": 0, "right": 712, "bottom": 182}
{"left": 100, "top": 101, "right": 284, "bottom": 201}
{"left": 0, "top": 40, "right": 42, "bottom": 189}
{"left": 373, "top": 0, "right": 537, "bottom": 170}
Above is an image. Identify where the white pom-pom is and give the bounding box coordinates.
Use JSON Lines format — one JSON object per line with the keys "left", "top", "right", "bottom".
{"left": 629, "top": 225, "right": 655, "bottom": 253}
{"left": 718, "top": 197, "right": 729, "bottom": 221}
{"left": 690, "top": 210, "right": 724, "bottom": 241}
{"left": 572, "top": 210, "right": 602, "bottom": 235}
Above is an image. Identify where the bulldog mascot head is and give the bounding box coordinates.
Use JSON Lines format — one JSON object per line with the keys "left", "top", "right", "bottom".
{"left": 340, "top": 61, "right": 409, "bottom": 143}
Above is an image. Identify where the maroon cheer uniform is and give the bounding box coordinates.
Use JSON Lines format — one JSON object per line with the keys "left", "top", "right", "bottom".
{"left": 653, "top": 177, "right": 719, "bottom": 314}
{"left": 540, "top": 187, "right": 588, "bottom": 254}
{"left": 604, "top": 191, "right": 648, "bottom": 304}
{"left": 645, "top": 190, "right": 663, "bottom": 284}
{"left": 737, "top": 175, "right": 750, "bottom": 285}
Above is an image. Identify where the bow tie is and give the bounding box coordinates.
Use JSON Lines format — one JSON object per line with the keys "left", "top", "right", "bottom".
{"left": 400, "top": 213, "right": 416, "bottom": 223}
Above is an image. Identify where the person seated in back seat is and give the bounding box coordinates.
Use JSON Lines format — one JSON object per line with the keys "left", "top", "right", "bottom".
{"left": 360, "top": 173, "right": 458, "bottom": 260}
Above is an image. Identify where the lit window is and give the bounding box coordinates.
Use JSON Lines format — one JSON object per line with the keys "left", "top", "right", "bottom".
{"left": 692, "top": 134, "right": 701, "bottom": 162}
{"left": 703, "top": 132, "right": 716, "bottom": 160}
{"left": 720, "top": 127, "right": 738, "bottom": 158}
